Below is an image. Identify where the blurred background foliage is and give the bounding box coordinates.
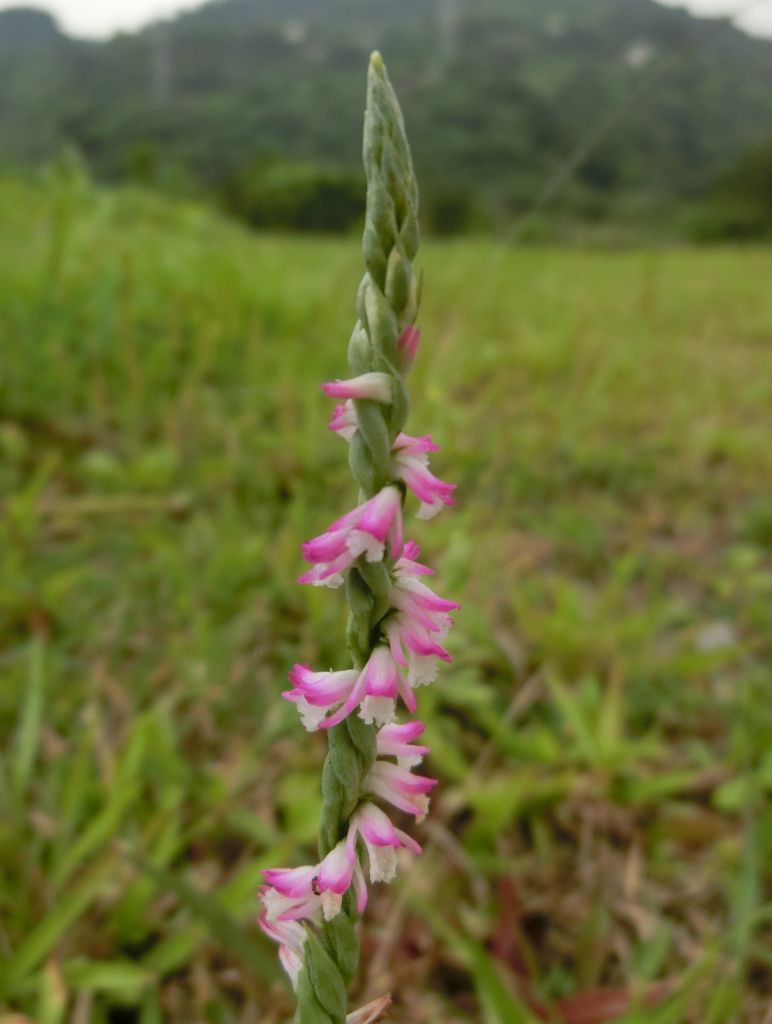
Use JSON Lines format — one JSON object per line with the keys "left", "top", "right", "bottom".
{"left": 2, "top": 0, "right": 772, "bottom": 238}
{"left": 0, "top": 162, "right": 770, "bottom": 1021}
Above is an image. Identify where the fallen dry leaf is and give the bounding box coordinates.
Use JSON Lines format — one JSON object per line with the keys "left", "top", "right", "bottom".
{"left": 347, "top": 994, "right": 392, "bottom": 1023}
{"left": 556, "top": 980, "right": 676, "bottom": 1024}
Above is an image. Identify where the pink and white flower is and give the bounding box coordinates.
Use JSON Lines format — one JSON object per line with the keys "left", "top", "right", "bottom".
{"left": 321, "top": 372, "right": 393, "bottom": 404}
{"left": 340, "top": 646, "right": 401, "bottom": 728}
{"left": 385, "top": 570, "right": 458, "bottom": 689}
{"left": 386, "top": 613, "right": 452, "bottom": 664}
{"left": 386, "top": 615, "right": 451, "bottom": 689}
{"left": 298, "top": 485, "right": 403, "bottom": 587}
{"left": 283, "top": 664, "right": 360, "bottom": 731}
{"left": 262, "top": 864, "right": 318, "bottom": 902}
{"left": 263, "top": 841, "right": 364, "bottom": 922}
{"left": 394, "top": 539, "right": 435, "bottom": 577}
{"left": 260, "top": 881, "right": 319, "bottom": 930}
{"left": 319, "top": 645, "right": 406, "bottom": 729}
{"left": 392, "top": 571, "right": 458, "bottom": 627}
{"left": 376, "top": 720, "right": 430, "bottom": 768}
{"left": 396, "top": 325, "right": 421, "bottom": 374}
{"left": 345, "top": 802, "right": 422, "bottom": 883}
{"left": 364, "top": 761, "right": 438, "bottom": 823}
{"left": 319, "top": 843, "right": 369, "bottom": 915}
{"left": 315, "top": 841, "right": 364, "bottom": 919}
{"left": 284, "top": 647, "right": 413, "bottom": 730}
{"left": 328, "top": 400, "right": 357, "bottom": 440}
{"left": 258, "top": 913, "right": 308, "bottom": 990}
{"left": 391, "top": 433, "right": 456, "bottom": 519}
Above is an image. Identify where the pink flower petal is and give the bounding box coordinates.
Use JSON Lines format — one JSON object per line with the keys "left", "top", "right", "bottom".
{"left": 321, "top": 372, "right": 393, "bottom": 403}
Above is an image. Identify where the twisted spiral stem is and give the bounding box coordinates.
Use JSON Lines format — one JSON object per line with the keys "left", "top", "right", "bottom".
{"left": 293, "top": 52, "right": 420, "bottom": 1024}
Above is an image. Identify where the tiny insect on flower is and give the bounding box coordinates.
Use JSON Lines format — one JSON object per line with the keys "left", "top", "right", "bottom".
{"left": 263, "top": 841, "right": 363, "bottom": 923}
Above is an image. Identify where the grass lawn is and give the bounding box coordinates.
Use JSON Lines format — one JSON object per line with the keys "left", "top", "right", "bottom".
{"left": 1, "top": 167, "right": 771, "bottom": 1023}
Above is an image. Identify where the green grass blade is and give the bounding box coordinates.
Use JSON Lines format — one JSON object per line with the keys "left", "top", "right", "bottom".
{"left": 134, "top": 860, "right": 276, "bottom": 981}
{"left": 63, "top": 958, "right": 154, "bottom": 999}
{"left": 13, "top": 636, "right": 46, "bottom": 796}
{"left": 411, "top": 888, "right": 537, "bottom": 1024}
{"left": 1, "top": 852, "right": 118, "bottom": 997}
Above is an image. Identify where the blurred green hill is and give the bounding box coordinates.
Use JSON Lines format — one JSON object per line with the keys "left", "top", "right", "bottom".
{"left": 690, "top": 139, "right": 772, "bottom": 241}
{"left": 2, "top": 0, "right": 772, "bottom": 234}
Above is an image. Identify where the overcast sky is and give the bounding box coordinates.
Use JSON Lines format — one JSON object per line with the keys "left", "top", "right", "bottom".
{"left": 1, "top": 0, "right": 771, "bottom": 39}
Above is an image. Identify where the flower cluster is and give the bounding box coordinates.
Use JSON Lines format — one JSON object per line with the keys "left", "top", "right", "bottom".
{"left": 260, "top": 330, "right": 458, "bottom": 989}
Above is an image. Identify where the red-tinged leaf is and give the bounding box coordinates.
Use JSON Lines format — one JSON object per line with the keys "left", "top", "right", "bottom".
{"left": 489, "top": 878, "right": 551, "bottom": 1020}
{"left": 490, "top": 876, "right": 529, "bottom": 979}
{"left": 556, "top": 980, "right": 676, "bottom": 1024}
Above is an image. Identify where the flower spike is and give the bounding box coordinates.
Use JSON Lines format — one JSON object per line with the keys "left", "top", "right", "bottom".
{"left": 261, "top": 54, "right": 456, "bottom": 1020}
